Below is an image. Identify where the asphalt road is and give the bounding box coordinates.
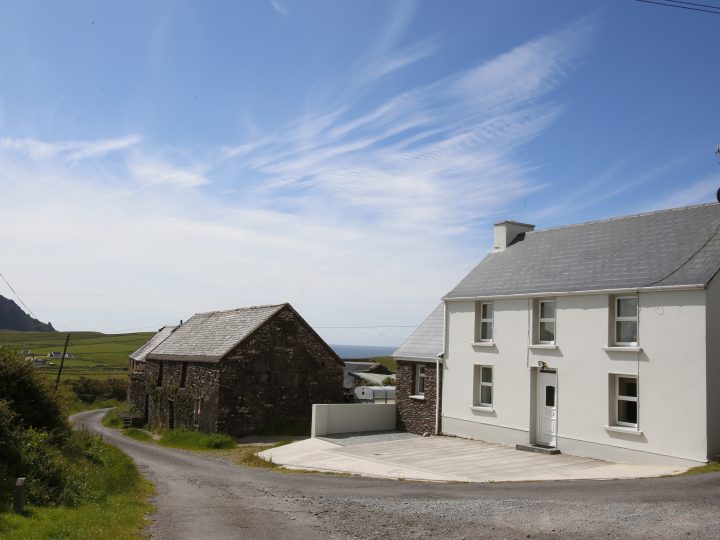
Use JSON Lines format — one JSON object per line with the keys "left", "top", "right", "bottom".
{"left": 73, "top": 409, "right": 720, "bottom": 540}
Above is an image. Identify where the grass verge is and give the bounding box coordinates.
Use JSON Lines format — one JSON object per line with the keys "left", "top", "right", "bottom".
{"left": 681, "top": 461, "right": 720, "bottom": 475}
{"left": 158, "top": 428, "right": 236, "bottom": 450}
{"left": 0, "top": 433, "right": 154, "bottom": 540}
{"left": 215, "top": 441, "right": 292, "bottom": 470}
{"left": 101, "top": 405, "right": 128, "bottom": 428}
{"left": 124, "top": 428, "right": 154, "bottom": 442}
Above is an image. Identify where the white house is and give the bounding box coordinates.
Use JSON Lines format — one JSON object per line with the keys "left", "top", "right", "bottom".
{"left": 395, "top": 203, "right": 720, "bottom": 467}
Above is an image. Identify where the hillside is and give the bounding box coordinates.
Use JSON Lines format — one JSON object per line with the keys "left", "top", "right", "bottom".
{"left": 0, "top": 295, "right": 55, "bottom": 331}
{"left": 0, "top": 330, "right": 155, "bottom": 373}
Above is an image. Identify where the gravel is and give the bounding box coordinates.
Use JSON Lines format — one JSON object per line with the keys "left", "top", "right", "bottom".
{"left": 73, "top": 409, "right": 720, "bottom": 540}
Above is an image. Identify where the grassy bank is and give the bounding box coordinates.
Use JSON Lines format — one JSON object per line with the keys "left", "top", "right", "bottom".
{"left": 0, "top": 429, "right": 154, "bottom": 540}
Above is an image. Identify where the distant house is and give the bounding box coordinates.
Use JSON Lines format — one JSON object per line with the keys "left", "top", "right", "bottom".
{"left": 394, "top": 203, "right": 720, "bottom": 466}
{"left": 128, "top": 303, "right": 344, "bottom": 436}
{"left": 342, "top": 361, "right": 394, "bottom": 400}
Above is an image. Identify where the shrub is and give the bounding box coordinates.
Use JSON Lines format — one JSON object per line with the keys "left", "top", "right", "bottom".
{"left": 70, "top": 377, "right": 127, "bottom": 403}
{"left": 17, "top": 428, "right": 83, "bottom": 507}
{"left": 0, "top": 347, "right": 68, "bottom": 435}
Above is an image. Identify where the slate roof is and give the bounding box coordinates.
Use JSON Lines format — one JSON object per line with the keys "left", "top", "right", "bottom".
{"left": 392, "top": 303, "right": 444, "bottom": 360}
{"left": 445, "top": 203, "right": 720, "bottom": 299}
{"left": 147, "top": 304, "right": 286, "bottom": 362}
{"left": 130, "top": 325, "right": 177, "bottom": 362}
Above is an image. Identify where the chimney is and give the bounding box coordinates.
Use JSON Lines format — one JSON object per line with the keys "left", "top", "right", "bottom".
{"left": 493, "top": 221, "right": 535, "bottom": 252}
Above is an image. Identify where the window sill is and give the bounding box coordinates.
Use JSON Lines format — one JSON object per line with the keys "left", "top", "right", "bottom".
{"left": 603, "top": 346, "right": 642, "bottom": 353}
{"left": 529, "top": 344, "right": 558, "bottom": 350}
{"left": 604, "top": 425, "right": 643, "bottom": 436}
{"left": 409, "top": 395, "right": 426, "bottom": 401}
{"left": 471, "top": 341, "right": 496, "bottom": 347}
{"left": 470, "top": 406, "right": 495, "bottom": 413}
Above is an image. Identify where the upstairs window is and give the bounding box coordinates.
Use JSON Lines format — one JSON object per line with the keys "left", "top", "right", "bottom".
{"left": 614, "top": 297, "right": 638, "bottom": 346}
{"left": 415, "top": 364, "right": 426, "bottom": 396}
{"left": 537, "top": 300, "right": 556, "bottom": 344}
{"left": 157, "top": 361, "right": 164, "bottom": 387}
{"left": 475, "top": 302, "right": 494, "bottom": 342}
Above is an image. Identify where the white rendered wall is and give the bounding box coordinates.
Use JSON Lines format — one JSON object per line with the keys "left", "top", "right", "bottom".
{"left": 311, "top": 403, "right": 396, "bottom": 437}
{"left": 442, "top": 290, "right": 709, "bottom": 465}
{"left": 705, "top": 277, "right": 720, "bottom": 460}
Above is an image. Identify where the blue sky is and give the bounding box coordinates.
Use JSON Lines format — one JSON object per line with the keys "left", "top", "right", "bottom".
{"left": 1, "top": 0, "right": 718, "bottom": 345}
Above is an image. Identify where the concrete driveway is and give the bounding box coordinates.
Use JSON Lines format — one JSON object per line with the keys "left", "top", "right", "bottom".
{"left": 259, "top": 432, "right": 687, "bottom": 482}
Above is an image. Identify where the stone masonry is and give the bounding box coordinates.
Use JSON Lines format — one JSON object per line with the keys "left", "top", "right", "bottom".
{"left": 129, "top": 304, "right": 344, "bottom": 436}
{"left": 395, "top": 360, "right": 441, "bottom": 435}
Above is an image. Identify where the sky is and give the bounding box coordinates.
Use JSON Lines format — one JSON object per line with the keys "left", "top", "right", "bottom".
{"left": 0, "top": 0, "right": 719, "bottom": 346}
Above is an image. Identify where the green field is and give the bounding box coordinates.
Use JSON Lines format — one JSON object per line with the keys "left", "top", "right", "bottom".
{"left": 0, "top": 330, "right": 154, "bottom": 380}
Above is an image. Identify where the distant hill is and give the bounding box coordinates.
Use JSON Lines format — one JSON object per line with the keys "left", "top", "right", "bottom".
{"left": 0, "top": 295, "right": 55, "bottom": 332}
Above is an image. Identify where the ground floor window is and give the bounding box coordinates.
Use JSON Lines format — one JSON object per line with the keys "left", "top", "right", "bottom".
{"left": 614, "top": 375, "right": 638, "bottom": 427}
{"left": 473, "top": 365, "right": 493, "bottom": 407}
{"left": 415, "top": 364, "right": 426, "bottom": 396}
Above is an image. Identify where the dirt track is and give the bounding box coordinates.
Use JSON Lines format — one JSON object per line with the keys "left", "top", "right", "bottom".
{"left": 73, "top": 409, "right": 720, "bottom": 540}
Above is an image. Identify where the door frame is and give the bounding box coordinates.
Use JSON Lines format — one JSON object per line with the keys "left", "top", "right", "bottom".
{"left": 535, "top": 368, "right": 558, "bottom": 448}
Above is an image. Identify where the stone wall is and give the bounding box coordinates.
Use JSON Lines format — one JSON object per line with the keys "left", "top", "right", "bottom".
{"left": 142, "top": 359, "right": 221, "bottom": 433}
{"left": 131, "top": 304, "right": 344, "bottom": 437}
{"left": 396, "top": 360, "right": 441, "bottom": 435}
{"left": 217, "top": 305, "right": 344, "bottom": 436}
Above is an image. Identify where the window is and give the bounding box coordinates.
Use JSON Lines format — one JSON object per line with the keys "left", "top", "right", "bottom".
{"left": 614, "top": 296, "right": 638, "bottom": 345}
{"left": 180, "top": 363, "right": 188, "bottom": 388}
{"left": 415, "top": 364, "right": 426, "bottom": 396}
{"left": 537, "top": 300, "right": 556, "bottom": 344}
{"left": 475, "top": 302, "right": 494, "bottom": 342}
{"left": 473, "top": 365, "right": 493, "bottom": 407}
{"left": 157, "top": 361, "right": 163, "bottom": 387}
{"left": 614, "top": 375, "right": 638, "bottom": 427}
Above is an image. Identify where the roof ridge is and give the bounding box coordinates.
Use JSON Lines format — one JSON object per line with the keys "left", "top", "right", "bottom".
{"left": 193, "top": 303, "right": 287, "bottom": 316}
{"left": 529, "top": 202, "right": 719, "bottom": 234}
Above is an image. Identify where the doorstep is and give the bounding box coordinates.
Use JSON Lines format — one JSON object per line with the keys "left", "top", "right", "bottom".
{"left": 516, "top": 443, "right": 561, "bottom": 455}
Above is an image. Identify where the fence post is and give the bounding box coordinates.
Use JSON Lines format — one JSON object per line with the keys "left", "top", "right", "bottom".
{"left": 13, "top": 477, "right": 25, "bottom": 514}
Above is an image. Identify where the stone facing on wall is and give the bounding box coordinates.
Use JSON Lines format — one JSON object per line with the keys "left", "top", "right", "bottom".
{"left": 396, "top": 360, "right": 441, "bottom": 435}
{"left": 129, "top": 305, "right": 344, "bottom": 436}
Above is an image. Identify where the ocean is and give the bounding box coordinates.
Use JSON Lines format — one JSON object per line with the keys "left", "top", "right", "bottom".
{"left": 329, "top": 344, "right": 397, "bottom": 359}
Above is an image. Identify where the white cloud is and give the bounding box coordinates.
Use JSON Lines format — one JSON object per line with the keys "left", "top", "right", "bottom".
{"left": 0, "top": 134, "right": 140, "bottom": 162}
{"left": 128, "top": 155, "right": 210, "bottom": 188}
{"left": 0, "top": 21, "right": 593, "bottom": 344}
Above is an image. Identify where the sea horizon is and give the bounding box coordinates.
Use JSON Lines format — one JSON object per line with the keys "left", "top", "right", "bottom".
{"left": 329, "top": 344, "right": 397, "bottom": 359}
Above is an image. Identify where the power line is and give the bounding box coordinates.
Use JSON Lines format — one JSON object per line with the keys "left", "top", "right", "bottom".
{"left": 0, "top": 271, "right": 38, "bottom": 320}
{"left": 314, "top": 325, "right": 416, "bottom": 329}
{"left": 634, "top": 0, "right": 720, "bottom": 15}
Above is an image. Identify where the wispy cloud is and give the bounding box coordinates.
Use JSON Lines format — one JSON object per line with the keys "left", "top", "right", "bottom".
{"left": 0, "top": 134, "right": 140, "bottom": 162}
{"left": 223, "top": 20, "right": 591, "bottom": 234}
{"left": 128, "top": 155, "right": 209, "bottom": 188}
{"left": 0, "top": 19, "right": 594, "bottom": 344}
{"left": 270, "top": 0, "right": 288, "bottom": 16}
{"left": 640, "top": 175, "right": 720, "bottom": 212}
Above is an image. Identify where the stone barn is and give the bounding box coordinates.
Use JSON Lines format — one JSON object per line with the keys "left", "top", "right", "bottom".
{"left": 127, "top": 303, "right": 344, "bottom": 436}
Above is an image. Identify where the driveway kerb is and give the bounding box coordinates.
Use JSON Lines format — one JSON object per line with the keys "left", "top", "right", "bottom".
{"left": 259, "top": 433, "right": 688, "bottom": 482}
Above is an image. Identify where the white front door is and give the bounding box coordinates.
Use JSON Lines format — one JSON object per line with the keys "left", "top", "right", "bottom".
{"left": 537, "top": 370, "right": 557, "bottom": 447}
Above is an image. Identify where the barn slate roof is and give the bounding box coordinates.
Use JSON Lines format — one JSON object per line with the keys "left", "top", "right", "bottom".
{"left": 445, "top": 203, "right": 720, "bottom": 299}
{"left": 392, "top": 303, "right": 444, "bottom": 361}
{"left": 130, "top": 325, "right": 177, "bottom": 362}
{"left": 147, "top": 304, "right": 286, "bottom": 363}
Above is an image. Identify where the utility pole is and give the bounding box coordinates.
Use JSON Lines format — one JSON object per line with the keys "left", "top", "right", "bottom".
{"left": 54, "top": 334, "right": 71, "bottom": 391}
